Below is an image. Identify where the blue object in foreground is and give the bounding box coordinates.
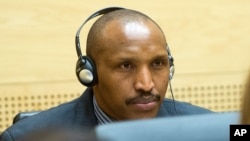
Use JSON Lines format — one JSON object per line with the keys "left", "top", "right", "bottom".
{"left": 96, "top": 112, "right": 240, "bottom": 141}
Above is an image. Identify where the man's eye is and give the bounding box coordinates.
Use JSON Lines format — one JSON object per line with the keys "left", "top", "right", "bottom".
{"left": 153, "top": 60, "right": 163, "bottom": 66}
{"left": 152, "top": 60, "right": 166, "bottom": 69}
{"left": 120, "top": 62, "right": 133, "bottom": 69}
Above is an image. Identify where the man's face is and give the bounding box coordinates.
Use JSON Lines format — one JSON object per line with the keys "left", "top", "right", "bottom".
{"left": 93, "top": 20, "right": 170, "bottom": 121}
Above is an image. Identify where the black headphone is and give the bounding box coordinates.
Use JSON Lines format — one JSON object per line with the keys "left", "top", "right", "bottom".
{"left": 75, "top": 7, "right": 175, "bottom": 87}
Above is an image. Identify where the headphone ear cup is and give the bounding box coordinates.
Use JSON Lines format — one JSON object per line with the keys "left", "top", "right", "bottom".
{"left": 76, "top": 56, "right": 98, "bottom": 87}
{"left": 168, "top": 54, "right": 175, "bottom": 80}
{"left": 169, "top": 65, "right": 175, "bottom": 80}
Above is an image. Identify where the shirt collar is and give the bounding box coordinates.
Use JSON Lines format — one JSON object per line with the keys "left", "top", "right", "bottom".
{"left": 93, "top": 95, "right": 115, "bottom": 125}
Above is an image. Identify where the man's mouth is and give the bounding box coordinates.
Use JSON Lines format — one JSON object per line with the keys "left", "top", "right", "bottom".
{"left": 129, "top": 96, "right": 160, "bottom": 111}
{"left": 131, "top": 97, "right": 157, "bottom": 104}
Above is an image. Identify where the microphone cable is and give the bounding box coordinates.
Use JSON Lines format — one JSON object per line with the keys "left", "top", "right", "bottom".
{"left": 169, "top": 80, "right": 178, "bottom": 114}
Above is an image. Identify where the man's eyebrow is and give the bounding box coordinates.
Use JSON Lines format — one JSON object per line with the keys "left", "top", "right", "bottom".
{"left": 109, "top": 53, "right": 168, "bottom": 62}
{"left": 116, "top": 57, "right": 138, "bottom": 62}
{"left": 151, "top": 54, "right": 169, "bottom": 64}
{"left": 152, "top": 54, "right": 168, "bottom": 60}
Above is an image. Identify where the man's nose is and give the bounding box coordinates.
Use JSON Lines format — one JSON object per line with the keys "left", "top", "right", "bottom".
{"left": 134, "top": 67, "right": 155, "bottom": 91}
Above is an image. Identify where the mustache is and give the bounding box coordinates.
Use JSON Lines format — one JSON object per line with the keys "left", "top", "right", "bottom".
{"left": 125, "top": 91, "right": 161, "bottom": 105}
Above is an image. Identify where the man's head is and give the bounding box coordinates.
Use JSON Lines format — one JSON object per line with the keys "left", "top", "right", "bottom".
{"left": 86, "top": 9, "right": 170, "bottom": 121}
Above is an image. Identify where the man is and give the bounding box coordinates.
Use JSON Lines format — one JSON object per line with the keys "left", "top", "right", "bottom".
{"left": 0, "top": 8, "right": 212, "bottom": 141}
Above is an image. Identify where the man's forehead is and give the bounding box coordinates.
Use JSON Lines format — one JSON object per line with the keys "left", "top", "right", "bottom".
{"left": 124, "top": 22, "right": 150, "bottom": 40}
{"left": 104, "top": 45, "right": 168, "bottom": 60}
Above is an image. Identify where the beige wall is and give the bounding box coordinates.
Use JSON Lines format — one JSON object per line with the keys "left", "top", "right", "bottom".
{"left": 0, "top": 0, "right": 250, "bottom": 132}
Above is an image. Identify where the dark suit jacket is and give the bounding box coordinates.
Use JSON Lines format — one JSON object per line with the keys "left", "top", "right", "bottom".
{"left": 0, "top": 88, "right": 212, "bottom": 141}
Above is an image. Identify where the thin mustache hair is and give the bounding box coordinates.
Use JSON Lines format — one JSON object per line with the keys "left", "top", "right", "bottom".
{"left": 125, "top": 91, "right": 161, "bottom": 105}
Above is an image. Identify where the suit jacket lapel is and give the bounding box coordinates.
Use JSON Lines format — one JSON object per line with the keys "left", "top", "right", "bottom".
{"left": 74, "top": 88, "right": 98, "bottom": 128}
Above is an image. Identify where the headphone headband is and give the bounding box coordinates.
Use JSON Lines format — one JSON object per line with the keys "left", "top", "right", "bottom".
{"left": 75, "top": 7, "right": 125, "bottom": 58}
